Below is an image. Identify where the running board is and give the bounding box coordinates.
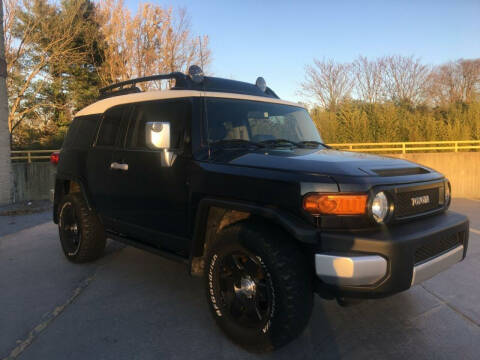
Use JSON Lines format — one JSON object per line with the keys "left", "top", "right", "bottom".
{"left": 107, "top": 231, "right": 189, "bottom": 265}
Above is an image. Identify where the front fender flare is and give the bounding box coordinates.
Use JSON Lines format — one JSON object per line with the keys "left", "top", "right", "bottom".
{"left": 189, "top": 198, "right": 317, "bottom": 261}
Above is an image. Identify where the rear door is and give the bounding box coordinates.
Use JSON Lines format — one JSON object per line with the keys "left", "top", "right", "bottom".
{"left": 109, "top": 99, "right": 192, "bottom": 252}
{"left": 86, "top": 105, "right": 131, "bottom": 227}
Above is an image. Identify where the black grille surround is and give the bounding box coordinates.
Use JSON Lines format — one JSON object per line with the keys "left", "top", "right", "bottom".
{"left": 415, "top": 231, "right": 465, "bottom": 265}
{"left": 388, "top": 181, "right": 446, "bottom": 221}
{"left": 395, "top": 187, "right": 441, "bottom": 218}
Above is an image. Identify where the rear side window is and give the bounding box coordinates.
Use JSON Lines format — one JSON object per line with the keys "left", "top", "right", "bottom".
{"left": 97, "top": 107, "right": 124, "bottom": 147}
{"left": 127, "top": 99, "right": 191, "bottom": 150}
{"left": 72, "top": 116, "right": 99, "bottom": 149}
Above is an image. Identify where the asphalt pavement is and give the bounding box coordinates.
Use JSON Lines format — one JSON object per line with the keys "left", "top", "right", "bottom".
{"left": 0, "top": 199, "right": 479, "bottom": 359}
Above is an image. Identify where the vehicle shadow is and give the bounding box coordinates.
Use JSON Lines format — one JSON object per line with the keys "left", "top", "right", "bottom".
{"left": 23, "top": 241, "right": 465, "bottom": 360}
{"left": 99, "top": 246, "right": 442, "bottom": 360}
{"left": 68, "top": 244, "right": 342, "bottom": 359}
{"left": 93, "top": 245, "right": 444, "bottom": 360}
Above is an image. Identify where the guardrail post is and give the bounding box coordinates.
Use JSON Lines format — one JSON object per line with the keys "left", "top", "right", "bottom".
{"left": 455, "top": 142, "right": 458, "bottom": 152}
{"left": 349, "top": 145, "right": 353, "bottom": 150}
{"left": 27, "top": 151, "right": 31, "bottom": 163}
{"left": 402, "top": 143, "right": 406, "bottom": 154}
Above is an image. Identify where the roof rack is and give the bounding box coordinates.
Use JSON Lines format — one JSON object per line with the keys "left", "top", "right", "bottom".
{"left": 98, "top": 66, "right": 280, "bottom": 100}
{"left": 99, "top": 72, "right": 188, "bottom": 99}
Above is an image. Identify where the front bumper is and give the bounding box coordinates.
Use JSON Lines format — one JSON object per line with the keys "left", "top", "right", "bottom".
{"left": 315, "top": 211, "right": 469, "bottom": 298}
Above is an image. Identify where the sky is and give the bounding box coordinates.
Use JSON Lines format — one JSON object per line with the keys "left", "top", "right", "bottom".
{"left": 125, "top": 0, "right": 480, "bottom": 102}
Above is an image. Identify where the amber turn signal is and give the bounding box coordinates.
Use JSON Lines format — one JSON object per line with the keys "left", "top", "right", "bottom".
{"left": 303, "top": 194, "right": 367, "bottom": 215}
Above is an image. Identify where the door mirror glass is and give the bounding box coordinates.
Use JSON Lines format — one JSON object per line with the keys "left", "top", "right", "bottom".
{"left": 146, "top": 122, "right": 170, "bottom": 150}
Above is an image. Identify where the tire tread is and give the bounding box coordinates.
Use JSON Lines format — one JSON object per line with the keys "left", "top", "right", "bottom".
{"left": 58, "top": 193, "right": 106, "bottom": 263}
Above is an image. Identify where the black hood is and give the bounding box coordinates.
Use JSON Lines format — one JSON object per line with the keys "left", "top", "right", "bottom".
{"left": 218, "top": 148, "right": 437, "bottom": 177}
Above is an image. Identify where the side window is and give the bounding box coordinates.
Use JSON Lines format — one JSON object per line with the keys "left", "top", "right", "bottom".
{"left": 127, "top": 99, "right": 191, "bottom": 150}
{"left": 72, "top": 116, "right": 100, "bottom": 149}
{"left": 96, "top": 106, "right": 124, "bottom": 147}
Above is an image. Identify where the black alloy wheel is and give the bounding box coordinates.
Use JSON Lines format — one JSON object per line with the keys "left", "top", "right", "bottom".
{"left": 57, "top": 193, "right": 106, "bottom": 263}
{"left": 205, "top": 221, "right": 313, "bottom": 352}
{"left": 59, "top": 201, "right": 82, "bottom": 256}
{"left": 217, "top": 251, "right": 274, "bottom": 330}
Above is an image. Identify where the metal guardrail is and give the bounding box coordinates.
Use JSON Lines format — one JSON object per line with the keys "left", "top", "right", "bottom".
{"left": 9, "top": 140, "right": 480, "bottom": 162}
{"left": 10, "top": 150, "right": 57, "bottom": 163}
{"left": 328, "top": 140, "right": 480, "bottom": 154}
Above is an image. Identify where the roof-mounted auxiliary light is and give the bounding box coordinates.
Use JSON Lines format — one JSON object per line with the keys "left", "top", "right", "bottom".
{"left": 188, "top": 65, "right": 204, "bottom": 84}
{"left": 255, "top": 77, "right": 267, "bottom": 92}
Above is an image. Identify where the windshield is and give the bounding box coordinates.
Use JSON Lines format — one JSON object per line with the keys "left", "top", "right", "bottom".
{"left": 206, "top": 98, "right": 322, "bottom": 146}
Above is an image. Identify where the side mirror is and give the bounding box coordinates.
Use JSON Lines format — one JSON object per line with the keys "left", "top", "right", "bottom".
{"left": 145, "top": 121, "right": 177, "bottom": 167}
{"left": 146, "top": 122, "right": 170, "bottom": 150}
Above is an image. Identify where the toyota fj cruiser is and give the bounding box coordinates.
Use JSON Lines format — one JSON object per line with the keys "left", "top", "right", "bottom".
{"left": 53, "top": 66, "right": 469, "bottom": 352}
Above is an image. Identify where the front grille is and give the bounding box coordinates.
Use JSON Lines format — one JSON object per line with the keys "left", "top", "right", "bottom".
{"left": 415, "top": 231, "right": 464, "bottom": 265}
{"left": 395, "top": 187, "right": 440, "bottom": 218}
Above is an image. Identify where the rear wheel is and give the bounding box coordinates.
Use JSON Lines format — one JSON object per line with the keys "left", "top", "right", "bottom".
{"left": 58, "top": 193, "right": 106, "bottom": 263}
{"left": 205, "top": 221, "right": 313, "bottom": 352}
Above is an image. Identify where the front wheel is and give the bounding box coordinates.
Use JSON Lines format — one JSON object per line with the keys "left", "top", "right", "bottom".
{"left": 205, "top": 221, "right": 313, "bottom": 352}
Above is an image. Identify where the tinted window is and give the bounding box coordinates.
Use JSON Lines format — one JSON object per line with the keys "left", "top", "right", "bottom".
{"left": 72, "top": 116, "right": 99, "bottom": 148}
{"left": 206, "top": 99, "right": 322, "bottom": 144}
{"left": 127, "top": 100, "right": 191, "bottom": 149}
{"left": 97, "top": 107, "right": 124, "bottom": 147}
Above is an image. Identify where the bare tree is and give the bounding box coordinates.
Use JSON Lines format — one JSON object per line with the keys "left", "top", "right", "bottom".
{"left": 160, "top": 9, "right": 211, "bottom": 74}
{"left": 96, "top": 0, "right": 211, "bottom": 89}
{"left": 383, "top": 55, "right": 431, "bottom": 105}
{"left": 95, "top": 0, "right": 133, "bottom": 84}
{"left": 458, "top": 59, "right": 480, "bottom": 103}
{"left": 352, "top": 56, "right": 386, "bottom": 103}
{"left": 428, "top": 61, "right": 463, "bottom": 105}
{"left": 0, "top": 0, "right": 13, "bottom": 204}
{"left": 301, "top": 58, "right": 353, "bottom": 110}
{"left": 428, "top": 58, "right": 480, "bottom": 105}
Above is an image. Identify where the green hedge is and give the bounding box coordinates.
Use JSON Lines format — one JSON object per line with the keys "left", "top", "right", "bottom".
{"left": 311, "top": 101, "right": 480, "bottom": 143}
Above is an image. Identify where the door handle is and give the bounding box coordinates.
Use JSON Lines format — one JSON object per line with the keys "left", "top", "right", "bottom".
{"left": 110, "top": 162, "right": 129, "bottom": 171}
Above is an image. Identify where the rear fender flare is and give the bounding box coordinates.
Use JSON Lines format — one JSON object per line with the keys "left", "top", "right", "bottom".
{"left": 53, "top": 176, "right": 94, "bottom": 223}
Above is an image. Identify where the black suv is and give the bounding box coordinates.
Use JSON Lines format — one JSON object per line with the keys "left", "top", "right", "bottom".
{"left": 53, "top": 66, "right": 469, "bottom": 352}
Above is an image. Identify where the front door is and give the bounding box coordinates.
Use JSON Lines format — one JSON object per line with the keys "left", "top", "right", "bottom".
{"left": 109, "top": 98, "right": 192, "bottom": 253}
{"left": 86, "top": 104, "right": 131, "bottom": 228}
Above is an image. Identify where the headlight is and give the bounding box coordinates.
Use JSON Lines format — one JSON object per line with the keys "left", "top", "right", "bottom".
{"left": 445, "top": 180, "right": 451, "bottom": 206}
{"left": 371, "top": 191, "right": 389, "bottom": 223}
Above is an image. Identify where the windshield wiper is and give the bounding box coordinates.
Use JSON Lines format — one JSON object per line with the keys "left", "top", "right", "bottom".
{"left": 258, "top": 139, "right": 298, "bottom": 147}
{"left": 209, "top": 138, "right": 330, "bottom": 150}
{"left": 258, "top": 139, "right": 330, "bottom": 149}
{"left": 296, "top": 140, "right": 331, "bottom": 149}
{"left": 209, "top": 139, "right": 266, "bottom": 148}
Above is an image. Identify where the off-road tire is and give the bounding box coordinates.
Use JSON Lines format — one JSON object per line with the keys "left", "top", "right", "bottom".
{"left": 205, "top": 220, "right": 313, "bottom": 352}
{"left": 58, "top": 193, "right": 106, "bottom": 263}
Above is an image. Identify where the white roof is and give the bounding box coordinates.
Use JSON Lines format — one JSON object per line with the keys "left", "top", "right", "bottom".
{"left": 75, "top": 90, "right": 305, "bottom": 117}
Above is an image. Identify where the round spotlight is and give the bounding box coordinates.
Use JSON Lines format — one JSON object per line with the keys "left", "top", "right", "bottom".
{"left": 255, "top": 77, "right": 267, "bottom": 92}
{"left": 371, "top": 191, "right": 389, "bottom": 223}
{"left": 188, "top": 65, "right": 204, "bottom": 84}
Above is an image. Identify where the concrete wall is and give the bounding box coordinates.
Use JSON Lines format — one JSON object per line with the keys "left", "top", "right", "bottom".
{"left": 0, "top": 136, "right": 11, "bottom": 205}
{"left": 12, "top": 163, "right": 56, "bottom": 202}
{"left": 9, "top": 152, "right": 480, "bottom": 202}
{"left": 390, "top": 152, "right": 480, "bottom": 198}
